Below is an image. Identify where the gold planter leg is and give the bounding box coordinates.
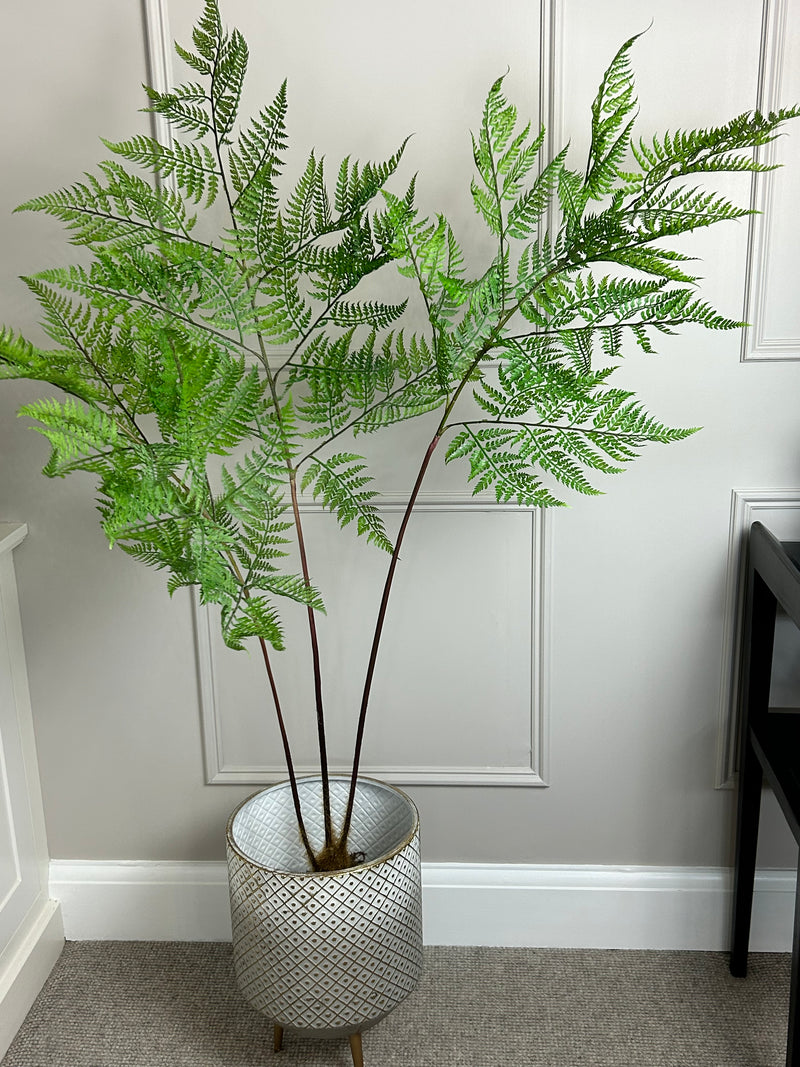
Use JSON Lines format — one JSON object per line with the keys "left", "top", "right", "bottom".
{"left": 349, "top": 1032, "right": 364, "bottom": 1067}
{"left": 273, "top": 1024, "right": 284, "bottom": 1052}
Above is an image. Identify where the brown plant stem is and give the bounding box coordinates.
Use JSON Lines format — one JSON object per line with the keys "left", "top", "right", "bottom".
{"left": 289, "top": 472, "right": 334, "bottom": 851}
{"left": 257, "top": 636, "right": 319, "bottom": 870}
{"left": 339, "top": 433, "right": 441, "bottom": 846}
{"left": 208, "top": 75, "right": 334, "bottom": 862}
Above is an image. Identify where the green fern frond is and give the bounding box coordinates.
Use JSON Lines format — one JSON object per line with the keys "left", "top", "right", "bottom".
{"left": 470, "top": 180, "right": 501, "bottom": 235}
{"left": 585, "top": 32, "right": 641, "bottom": 199}
{"left": 472, "top": 74, "right": 517, "bottom": 191}
{"left": 143, "top": 83, "right": 212, "bottom": 140}
{"left": 300, "top": 452, "right": 393, "bottom": 552}
{"left": 188, "top": 356, "right": 265, "bottom": 455}
{"left": 17, "top": 162, "right": 196, "bottom": 245}
{"left": 498, "top": 124, "right": 546, "bottom": 200}
{"left": 352, "top": 375, "right": 446, "bottom": 434}
{"left": 557, "top": 167, "right": 588, "bottom": 231}
{"left": 328, "top": 299, "right": 408, "bottom": 330}
{"left": 599, "top": 246, "right": 699, "bottom": 283}
{"left": 445, "top": 425, "right": 566, "bottom": 506}
{"left": 590, "top": 390, "right": 699, "bottom": 443}
{"left": 286, "top": 153, "right": 324, "bottom": 245}
{"left": 506, "top": 146, "right": 568, "bottom": 239}
{"left": 213, "top": 28, "right": 248, "bottom": 138}
{"left": 633, "top": 185, "right": 751, "bottom": 237}
{"left": 334, "top": 139, "right": 410, "bottom": 218}
{"left": 221, "top": 595, "right": 284, "bottom": 651}
{"left": 631, "top": 106, "right": 800, "bottom": 197}
{"left": 19, "top": 395, "right": 121, "bottom": 477}
{"left": 102, "top": 136, "right": 219, "bottom": 206}
{"left": 229, "top": 80, "right": 288, "bottom": 200}
{"left": 0, "top": 323, "right": 105, "bottom": 402}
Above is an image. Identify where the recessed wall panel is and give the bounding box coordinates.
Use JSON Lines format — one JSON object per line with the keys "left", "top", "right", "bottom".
{"left": 198, "top": 502, "right": 548, "bottom": 785}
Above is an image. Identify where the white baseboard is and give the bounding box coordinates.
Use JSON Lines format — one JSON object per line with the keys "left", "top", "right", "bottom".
{"left": 0, "top": 898, "right": 64, "bottom": 1060}
{"left": 422, "top": 864, "right": 796, "bottom": 950}
{"left": 50, "top": 860, "right": 796, "bottom": 952}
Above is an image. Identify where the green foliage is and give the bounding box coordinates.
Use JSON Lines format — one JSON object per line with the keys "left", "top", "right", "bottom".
{"left": 1, "top": 4, "right": 798, "bottom": 655}
{"left": 585, "top": 32, "right": 640, "bottom": 199}
{"left": 300, "top": 453, "right": 393, "bottom": 553}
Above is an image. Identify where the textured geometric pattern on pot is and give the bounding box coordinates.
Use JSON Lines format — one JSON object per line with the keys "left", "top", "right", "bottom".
{"left": 227, "top": 777, "right": 423, "bottom": 1036}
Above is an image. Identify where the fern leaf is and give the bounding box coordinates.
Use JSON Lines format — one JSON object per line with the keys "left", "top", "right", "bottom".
{"left": 334, "top": 139, "right": 409, "bottom": 218}
{"left": 221, "top": 595, "right": 285, "bottom": 651}
{"left": 17, "top": 163, "right": 196, "bottom": 247}
{"left": 557, "top": 167, "right": 588, "bottom": 231}
{"left": 632, "top": 106, "right": 800, "bottom": 197}
{"left": 328, "top": 299, "right": 408, "bottom": 330}
{"left": 472, "top": 74, "right": 517, "bottom": 192}
{"left": 600, "top": 246, "right": 699, "bottom": 283}
{"left": 229, "top": 80, "right": 288, "bottom": 200}
{"left": 102, "top": 136, "right": 219, "bottom": 206}
{"left": 19, "top": 395, "right": 120, "bottom": 477}
{"left": 499, "top": 124, "right": 546, "bottom": 200}
{"left": 445, "top": 425, "right": 566, "bottom": 506}
{"left": 300, "top": 453, "right": 393, "bottom": 552}
{"left": 506, "top": 146, "right": 568, "bottom": 239}
{"left": 586, "top": 33, "right": 641, "bottom": 198}
{"left": 143, "top": 83, "right": 212, "bottom": 140}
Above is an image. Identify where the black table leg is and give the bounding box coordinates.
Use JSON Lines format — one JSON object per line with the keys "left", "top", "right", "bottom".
{"left": 730, "top": 730, "right": 764, "bottom": 977}
{"left": 731, "top": 560, "right": 778, "bottom": 978}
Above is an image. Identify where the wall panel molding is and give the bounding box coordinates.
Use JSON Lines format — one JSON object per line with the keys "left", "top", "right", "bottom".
{"left": 197, "top": 498, "right": 552, "bottom": 787}
{"left": 716, "top": 489, "right": 800, "bottom": 787}
{"left": 538, "top": 0, "right": 563, "bottom": 156}
{"left": 141, "top": 0, "right": 174, "bottom": 152}
{"left": 741, "top": 0, "right": 800, "bottom": 361}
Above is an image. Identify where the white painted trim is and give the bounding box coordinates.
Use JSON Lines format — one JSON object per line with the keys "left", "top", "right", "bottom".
{"left": 198, "top": 503, "right": 551, "bottom": 788}
{"left": 50, "top": 860, "right": 796, "bottom": 952}
{"left": 0, "top": 527, "right": 27, "bottom": 558}
{"left": 0, "top": 898, "right": 63, "bottom": 1062}
{"left": 0, "top": 530, "right": 63, "bottom": 1060}
{"left": 530, "top": 506, "right": 551, "bottom": 786}
{"left": 0, "top": 531, "right": 53, "bottom": 898}
{"left": 539, "top": 0, "right": 563, "bottom": 166}
{"left": 205, "top": 765, "right": 545, "bottom": 789}
{"left": 52, "top": 861, "right": 230, "bottom": 943}
{"left": 141, "top": 0, "right": 174, "bottom": 154}
{"left": 538, "top": 0, "right": 563, "bottom": 248}
{"left": 716, "top": 489, "right": 800, "bottom": 787}
{"left": 741, "top": 0, "right": 799, "bottom": 361}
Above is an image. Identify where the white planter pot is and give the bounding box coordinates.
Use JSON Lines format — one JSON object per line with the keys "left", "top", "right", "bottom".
{"left": 226, "top": 775, "right": 422, "bottom": 1057}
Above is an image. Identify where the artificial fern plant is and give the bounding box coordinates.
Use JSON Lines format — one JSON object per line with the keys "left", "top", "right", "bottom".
{"left": 1, "top": 1, "right": 796, "bottom": 870}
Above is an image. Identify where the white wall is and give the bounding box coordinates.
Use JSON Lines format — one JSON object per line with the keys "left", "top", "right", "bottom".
{"left": 1, "top": 0, "right": 799, "bottom": 871}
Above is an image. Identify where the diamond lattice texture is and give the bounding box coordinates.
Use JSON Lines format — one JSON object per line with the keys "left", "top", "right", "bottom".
{"left": 227, "top": 777, "right": 423, "bottom": 1036}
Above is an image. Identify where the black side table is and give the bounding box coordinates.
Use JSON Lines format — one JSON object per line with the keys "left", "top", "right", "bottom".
{"left": 730, "top": 521, "right": 800, "bottom": 1066}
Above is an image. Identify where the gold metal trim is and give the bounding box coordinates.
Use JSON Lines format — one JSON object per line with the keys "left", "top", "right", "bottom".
{"left": 225, "top": 774, "right": 420, "bottom": 877}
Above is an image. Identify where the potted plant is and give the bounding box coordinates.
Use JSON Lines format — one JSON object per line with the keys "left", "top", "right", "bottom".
{"left": 1, "top": 0, "right": 796, "bottom": 1061}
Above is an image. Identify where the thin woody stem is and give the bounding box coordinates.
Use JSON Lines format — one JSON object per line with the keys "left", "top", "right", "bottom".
{"left": 339, "top": 433, "right": 441, "bottom": 845}
{"left": 289, "top": 473, "right": 334, "bottom": 850}
{"left": 338, "top": 255, "right": 553, "bottom": 843}
{"left": 257, "top": 637, "right": 319, "bottom": 870}
{"left": 208, "top": 64, "right": 334, "bottom": 861}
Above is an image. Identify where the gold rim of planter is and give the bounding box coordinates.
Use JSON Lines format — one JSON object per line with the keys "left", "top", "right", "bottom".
{"left": 226, "top": 774, "right": 420, "bottom": 877}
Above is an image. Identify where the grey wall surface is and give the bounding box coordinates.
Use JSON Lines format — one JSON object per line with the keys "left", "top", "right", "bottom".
{"left": 1, "top": 0, "right": 799, "bottom": 868}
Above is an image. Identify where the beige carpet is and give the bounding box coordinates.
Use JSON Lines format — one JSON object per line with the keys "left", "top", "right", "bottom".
{"left": 1, "top": 942, "right": 791, "bottom": 1066}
